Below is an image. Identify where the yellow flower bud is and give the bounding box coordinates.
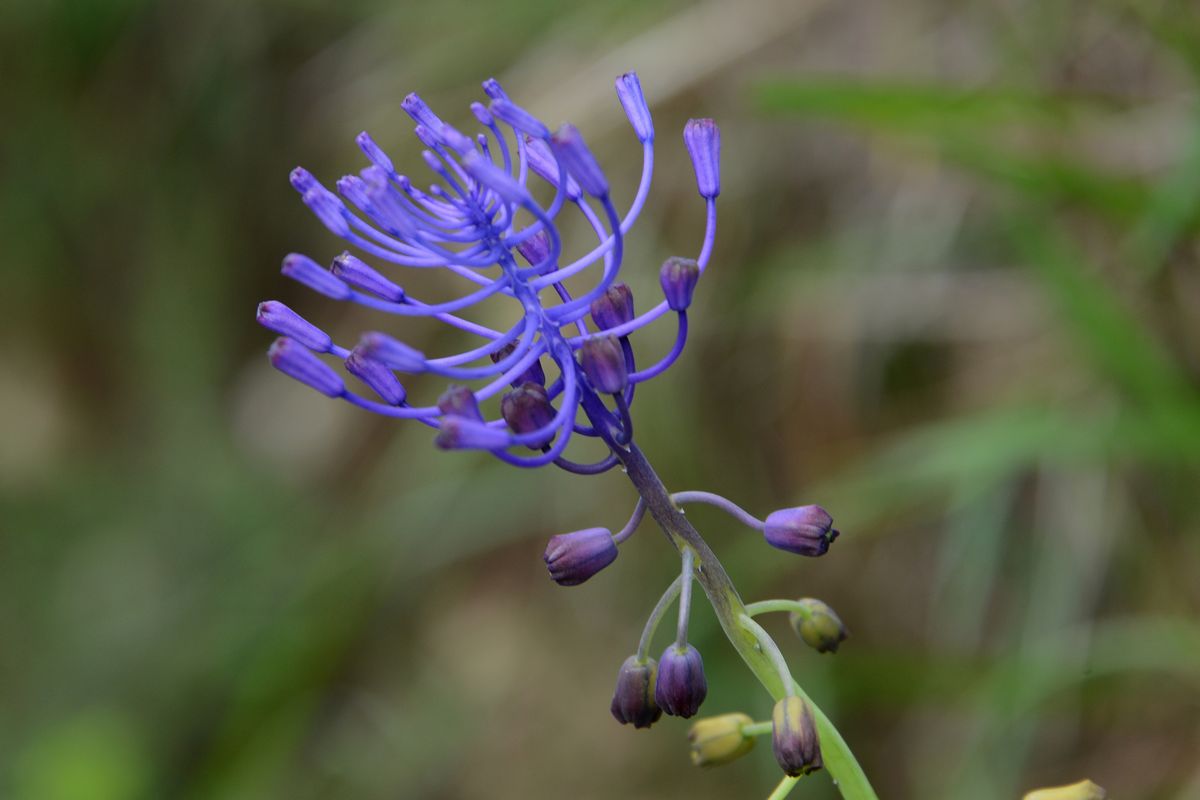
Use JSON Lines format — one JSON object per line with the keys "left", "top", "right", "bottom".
{"left": 1022, "top": 779, "right": 1106, "bottom": 800}
{"left": 686, "top": 712, "right": 755, "bottom": 767}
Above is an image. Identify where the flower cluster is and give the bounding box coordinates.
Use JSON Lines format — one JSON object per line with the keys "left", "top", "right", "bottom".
{"left": 257, "top": 72, "right": 719, "bottom": 472}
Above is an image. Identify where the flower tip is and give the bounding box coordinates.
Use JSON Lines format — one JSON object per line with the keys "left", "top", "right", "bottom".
{"left": 345, "top": 351, "right": 406, "bottom": 406}
{"left": 489, "top": 98, "right": 551, "bottom": 140}
{"left": 481, "top": 77, "right": 508, "bottom": 100}
{"left": 281, "top": 252, "right": 351, "bottom": 300}
{"left": 615, "top": 72, "right": 654, "bottom": 143}
{"left": 268, "top": 337, "right": 344, "bottom": 398}
{"left": 610, "top": 656, "right": 662, "bottom": 729}
{"left": 256, "top": 300, "right": 331, "bottom": 353}
{"left": 655, "top": 644, "right": 707, "bottom": 718}
{"left": 683, "top": 118, "right": 721, "bottom": 198}
{"left": 763, "top": 505, "right": 837, "bottom": 557}
{"left": 659, "top": 256, "right": 700, "bottom": 311}
{"left": 543, "top": 528, "right": 618, "bottom": 586}
{"left": 331, "top": 252, "right": 405, "bottom": 302}
{"left": 355, "top": 131, "right": 394, "bottom": 173}
{"left": 288, "top": 166, "right": 316, "bottom": 193}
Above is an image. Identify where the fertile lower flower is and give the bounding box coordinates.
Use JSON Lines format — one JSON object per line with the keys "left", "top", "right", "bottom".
{"left": 543, "top": 528, "right": 618, "bottom": 586}
{"left": 772, "top": 696, "right": 822, "bottom": 777}
{"left": 610, "top": 656, "right": 662, "bottom": 729}
{"left": 655, "top": 643, "right": 707, "bottom": 718}
{"left": 763, "top": 505, "right": 839, "bottom": 556}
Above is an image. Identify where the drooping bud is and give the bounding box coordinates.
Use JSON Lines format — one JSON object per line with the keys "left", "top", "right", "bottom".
{"left": 787, "top": 598, "right": 849, "bottom": 654}
{"left": 610, "top": 656, "right": 662, "bottom": 729}
{"left": 1021, "top": 780, "right": 1107, "bottom": 800}
{"left": 590, "top": 283, "right": 635, "bottom": 330}
{"left": 501, "top": 382, "right": 557, "bottom": 448}
{"left": 331, "top": 252, "right": 405, "bottom": 302}
{"left": 515, "top": 229, "right": 552, "bottom": 267}
{"left": 550, "top": 124, "right": 609, "bottom": 197}
{"left": 659, "top": 257, "right": 700, "bottom": 311}
{"left": 615, "top": 72, "right": 654, "bottom": 143}
{"left": 580, "top": 336, "right": 627, "bottom": 394}
{"left": 435, "top": 417, "right": 511, "bottom": 451}
{"left": 437, "top": 385, "right": 483, "bottom": 422}
{"left": 763, "top": 505, "right": 839, "bottom": 557}
{"left": 655, "top": 644, "right": 707, "bottom": 718}
{"left": 256, "top": 301, "right": 331, "bottom": 353}
{"left": 268, "top": 338, "right": 344, "bottom": 398}
{"left": 281, "top": 253, "right": 351, "bottom": 300}
{"left": 489, "top": 99, "right": 550, "bottom": 139}
{"left": 543, "top": 528, "right": 618, "bottom": 586}
{"left": 357, "top": 333, "right": 426, "bottom": 373}
{"left": 683, "top": 118, "right": 721, "bottom": 198}
{"left": 771, "top": 696, "right": 821, "bottom": 777}
{"left": 345, "top": 351, "right": 406, "bottom": 405}
{"left": 490, "top": 342, "right": 546, "bottom": 387}
{"left": 687, "top": 713, "right": 755, "bottom": 767}
{"left": 525, "top": 136, "right": 581, "bottom": 200}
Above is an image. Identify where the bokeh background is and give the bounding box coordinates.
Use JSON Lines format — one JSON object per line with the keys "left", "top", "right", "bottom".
{"left": 4, "top": 0, "right": 1200, "bottom": 798}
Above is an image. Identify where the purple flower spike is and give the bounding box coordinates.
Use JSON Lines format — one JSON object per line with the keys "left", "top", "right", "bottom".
{"left": 525, "top": 137, "right": 581, "bottom": 200}
{"left": 269, "top": 338, "right": 344, "bottom": 398}
{"left": 544, "top": 528, "right": 619, "bottom": 586}
{"left": 281, "top": 253, "right": 351, "bottom": 300}
{"left": 550, "top": 124, "right": 609, "bottom": 197}
{"left": 490, "top": 99, "right": 550, "bottom": 139}
{"left": 357, "top": 332, "right": 426, "bottom": 373}
{"left": 331, "top": 252, "right": 405, "bottom": 302}
{"left": 501, "top": 383, "right": 557, "bottom": 448}
{"left": 615, "top": 72, "right": 654, "bottom": 143}
{"left": 611, "top": 656, "right": 662, "bottom": 728}
{"left": 655, "top": 644, "right": 707, "bottom": 718}
{"left": 683, "top": 118, "right": 721, "bottom": 199}
{"left": 490, "top": 342, "right": 546, "bottom": 387}
{"left": 590, "top": 283, "right": 635, "bottom": 330}
{"left": 355, "top": 132, "right": 394, "bottom": 173}
{"left": 435, "top": 417, "right": 511, "bottom": 451}
{"left": 437, "top": 385, "right": 484, "bottom": 422}
{"left": 345, "top": 351, "right": 406, "bottom": 405}
{"left": 659, "top": 256, "right": 700, "bottom": 311}
{"left": 763, "top": 505, "right": 838, "bottom": 557}
{"left": 581, "top": 336, "right": 628, "bottom": 394}
{"left": 256, "top": 301, "right": 331, "bottom": 353}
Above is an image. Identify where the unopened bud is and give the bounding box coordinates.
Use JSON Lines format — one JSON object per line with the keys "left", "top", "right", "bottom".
{"left": 787, "top": 599, "right": 849, "bottom": 654}
{"left": 550, "top": 124, "right": 609, "bottom": 197}
{"left": 543, "top": 528, "right": 618, "bottom": 586}
{"left": 501, "top": 382, "right": 556, "bottom": 448}
{"left": 437, "top": 385, "right": 483, "bottom": 422}
{"left": 687, "top": 713, "right": 755, "bottom": 767}
{"left": 683, "top": 118, "right": 721, "bottom": 199}
{"left": 580, "top": 336, "right": 627, "bottom": 394}
{"left": 345, "top": 351, "right": 406, "bottom": 405}
{"left": 655, "top": 644, "right": 707, "bottom": 718}
{"left": 610, "top": 656, "right": 661, "bottom": 729}
{"left": 763, "top": 505, "right": 838, "bottom": 557}
{"left": 268, "top": 338, "right": 344, "bottom": 398}
{"left": 771, "top": 696, "right": 821, "bottom": 777}
{"left": 659, "top": 257, "right": 700, "bottom": 311}
{"left": 590, "top": 283, "right": 635, "bottom": 330}
{"left": 490, "top": 342, "right": 546, "bottom": 387}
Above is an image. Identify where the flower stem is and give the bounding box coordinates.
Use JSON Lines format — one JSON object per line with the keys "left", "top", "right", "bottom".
{"left": 609, "top": 441, "right": 878, "bottom": 800}
{"left": 767, "top": 775, "right": 804, "bottom": 800}
{"left": 745, "top": 599, "right": 811, "bottom": 618}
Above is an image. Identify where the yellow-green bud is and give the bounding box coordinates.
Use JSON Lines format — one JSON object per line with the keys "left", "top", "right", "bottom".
{"left": 1021, "top": 780, "right": 1106, "bottom": 800}
{"left": 686, "top": 713, "right": 755, "bottom": 767}
{"left": 771, "top": 696, "right": 821, "bottom": 776}
{"left": 787, "top": 598, "right": 849, "bottom": 654}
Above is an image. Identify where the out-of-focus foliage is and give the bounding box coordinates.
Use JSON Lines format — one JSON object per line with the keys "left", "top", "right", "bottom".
{"left": 2, "top": 0, "right": 1199, "bottom": 798}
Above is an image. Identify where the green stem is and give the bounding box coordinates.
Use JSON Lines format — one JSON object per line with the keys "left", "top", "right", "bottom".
{"left": 636, "top": 576, "right": 683, "bottom": 660}
{"left": 767, "top": 775, "right": 804, "bottom": 800}
{"left": 746, "top": 599, "right": 812, "bottom": 618}
{"left": 610, "top": 442, "right": 878, "bottom": 800}
{"left": 741, "top": 721, "right": 774, "bottom": 737}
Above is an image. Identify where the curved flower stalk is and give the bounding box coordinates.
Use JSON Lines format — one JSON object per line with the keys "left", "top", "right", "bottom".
{"left": 258, "top": 72, "right": 877, "bottom": 800}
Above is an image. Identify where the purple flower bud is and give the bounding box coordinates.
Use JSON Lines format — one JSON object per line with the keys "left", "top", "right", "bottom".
{"left": 357, "top": 333, "right": 426, "bottom": 373}
{"left": 683, "top": 118, "right": 721, "bottom": 199}
{"left": 490, "top": 342, "right": 545, "bottom": 387}
{"left": 355, "top": 131, "right": 394, "bottom": 173}
{"left": 489, "top": 99, "right": 550, "bottom": 139}
{"left": 481, "top": 78, "right": 508, "bottom": 101}
{"left": 470, "top": 101, "right": 493, "bottom": 127}
{"left": 462, "top": 151, "right": 533, "bottom": 206}
{"left": 655, "top": 644, "right": 707, "bottom": 718}
{"left": 515, "top": 229, "right": 552, "bottom": 267}
{"left": 615, "top": 72, "right": 654, "bottom": 143}
{"left": 771, "top": 696, "right": 822, "bottom": 777}
{"left": 256, "top": 301, "right": 331, "bottom": 353}
{"left": 550, "top": 124, "right": 609, "bottom": 197}
{"left": 289, "top": 166, "right": 319, "bottom": 194}
{"left": 302, "top": 188, "right": 351, "bottom": 237}
{"left": 331, "top": 252, "right": 405, "bottom": 302}
{"left": 281, "top": 253, "right": 351, "bottom": 300}
{"left": 501, "top": 382, "right": 557, "bottom": 447}
{"left": 435, "top": 416, "right": 511, "bottom": 451}
{"left": 787, "top": 598, "right": 849, "bottom": 654}
{"left": 268, "top": 338, "right": 344, "bottom": 398}
{"left": 401, "top": 93, "right": 444, "bottom": 131}
{"left": 437, "top": 385, "right": 483, "bottom": 422}
{"left": 337, "top": 175, "right": 373, "bottom": 213}
{"left": 543, "top": 527, "right": 618, "bottom": 586}
{"left": 659, "top": 256, "right": 700, "bottom": 311}
{"left": 763, "top": 505, "right": 838, "bottom": 557}
{"left": 580, "top": 336, "right": 627, "bottom": 394}
{"left": 345, "top": 351, "right": 406, "bottom": 405}
{"left": 525, "top": 137, "right": 581, "bottom": 200}
{"left": 590, "top": 283, "right": 635, "bottom": 330}
{"left": 610, "top": 656, "right": 662, "bottom": 729}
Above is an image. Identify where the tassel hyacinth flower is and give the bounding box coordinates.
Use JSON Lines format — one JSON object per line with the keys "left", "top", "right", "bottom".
{"left": 258, "top": 73, "right": 876, "bottom": 800}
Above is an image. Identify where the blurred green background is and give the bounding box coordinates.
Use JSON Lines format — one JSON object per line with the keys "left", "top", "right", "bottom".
{"left": 3, "top": 0, "right": 1200, "bottom": 798}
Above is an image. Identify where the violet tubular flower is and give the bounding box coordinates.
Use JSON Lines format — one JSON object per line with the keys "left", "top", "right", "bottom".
{"left": 258, "top": 73, "right": 877, "bottom": 800}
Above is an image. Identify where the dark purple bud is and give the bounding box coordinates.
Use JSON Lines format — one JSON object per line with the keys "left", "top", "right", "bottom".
{"left": 256, "top": 301, "right": 331, "bottom": 353}
{"left": 501, "top": 382, "right": 556, "bottom": 448}
{"left": 268, "top": 338, "right": 344, "bottom": 398}
{"left": 355, "top": 131, "right": 394, "bottom": 173}
{"left": 481, "top": 78, "right": 508, "bottom": 101}
{"left": 590, "top": 283, "right": 635, "bottom": 330}
{"left": 401, "top": 93, "right": 444, "bottom": 131}
{"left": 525, "top": 136, "right": 581, "bottom": 200}
{"left": 281, "top": 253, "right": 351, "bottom": 300}
{"left": 543, "top": 527, "right": 618, "bottom": 586}
{"left": 462, "top": 152, "right": 533, "bottom": 206}
{"left": 655, "top": 644, "right": 707, "bottom": 718}
{"left": 357, "top": 333, "right": 426, "bottom": 373}
{"left": 615, "top": 72, "right": 654, "bottom": 143}
{"left": 580, "top": 336, "right": 627, "bottom": 394}
{"left": 331, "top": 252, "right": 405, "bottom": 302}
{"left": 490, "top": 99, "right": 550, "bottom": 139}
{"left": 550, "top": 124, "right": 609, "bottom": 197}
{"left": 763, "top": 505, "right": 838, "bottom": 557}
{"left": 490, "top": 342, "right": 546, "bottom": 387}
{"left": 435, "top": 417, "right": 511, "bottom": 451}
{"left": 683, "top": 118, "right": 721, "bottom": 199}
{"left": 771, "top": 696, "right": 822, "bottom": 777}
{"left": 437, "top": 385, "right": 483, "bottom": 422}
{"left": 659, "top": 256, "right": 700, "bottom": 311}
{"left": 345, "top": 351, "right": 406, "bottom": 405}
{"left": 787, "top": 598, "right": 849, "bottom": 654}
{"left": 515, "top": 229, "right": 552, "bottom": 267}
{"left": 610, "top": 656, "right": 662, "bottom": 729}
